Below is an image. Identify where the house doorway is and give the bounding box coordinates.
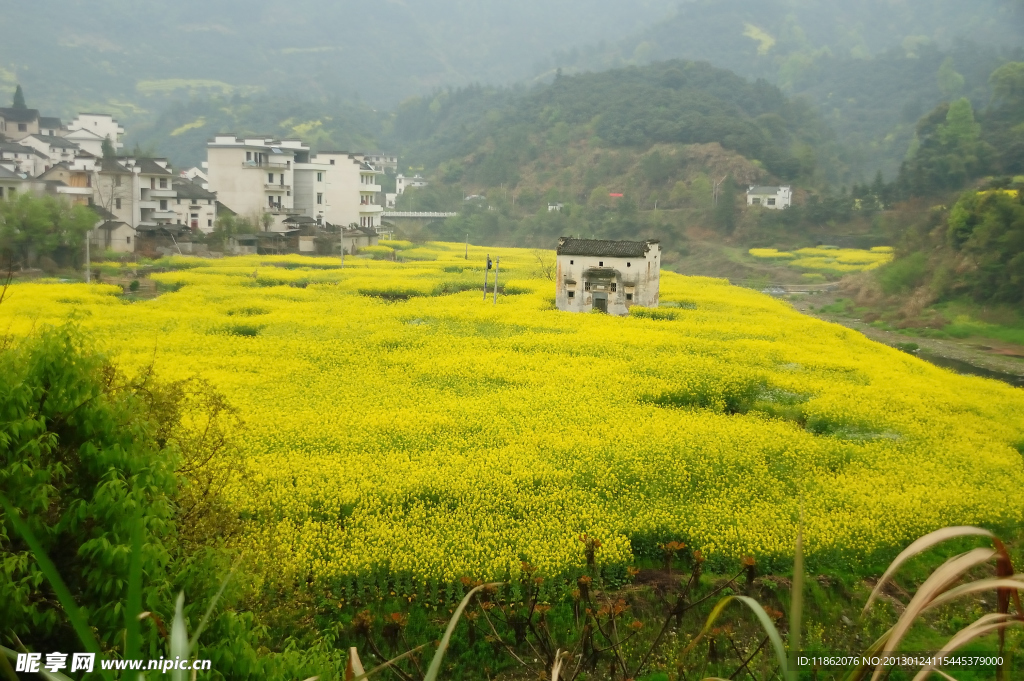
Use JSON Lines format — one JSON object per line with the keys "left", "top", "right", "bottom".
{"left": 593, "top": 292, "right": 608, "bottom": 313}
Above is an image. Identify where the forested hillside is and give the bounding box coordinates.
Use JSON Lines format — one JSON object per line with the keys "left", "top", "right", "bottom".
{"left": 393, "top": 60, "right": 843, "bottom": 186}
{"left": 541, "top": 0, "right": 1024, "bottom": 178}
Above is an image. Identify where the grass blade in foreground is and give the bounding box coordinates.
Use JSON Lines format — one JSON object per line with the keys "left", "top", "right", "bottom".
{"left": 862, "top": 526, "right": 994, "bottom": 614}
{"left": 170, "top": 592, "right": 189, "bottom": 681}
{"left": 124, "top": 509, "right": 144, "bottom": 661}
{"left": 681, "top": 595, "right": 789, "bottom": 679}
{"left": 423, "top": 582, "right": 502, "bottom": 681}
{"left": 0, "top": 492, "right": 112, "bottom": 681}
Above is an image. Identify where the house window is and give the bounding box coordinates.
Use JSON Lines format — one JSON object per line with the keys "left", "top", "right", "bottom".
{"left": 627, "top": 262, "right": 631, "bottom": 267}
{"left": 115, "top": 175, "right": 122, "bottom": 187}
{"left": 18, "top": 123, "right": 26, "bottom": 132}
{"left": 570, "top": 260, "right": 573, "bottom": 265}
{"left": 567, "top": 291, "right": 575, "bottom": 299}
{"left": 610, "top": 283, "right": 617, "bottom": 292}
{"left": 268, "top": 196, "right": 274, "bottom": 207}
{"left": 115, "top": 198, "right": 122, "bottom": 209}
{"left": 159, "top": 200, "right": 168, "bottom": 210}
{"left": 599, "top": 261, "right": 603, "bottom": 266}
{"left": 767, "top": 198, "right": 776, "bottom": 206}
{"left": 208, "top": 219, "right": 213, "bottom": 227}
{"left": 126, "top": 236, "right": 131, "bottom": 244}
{"left": 150, "top": 178, "right": 156, "bottom": 189}
{"left": 268, "top": 173, "right": 274, "bottom": 183}
{"left": 329, "top": 159, "right": 335, "bottom": 165}
{"left": 317, "top": 193, "right": 323, "bottom": 204}
{"left": 317, "top": 172, "right": 323, "bottom": 182}
{"left": 159, "top": 178, "right": 167, "bottom": 189}
{"left": 626, "top": 293, "right": 633, "bottom": 301}
{"left": 584, "top": 282, "right": 591, "bottom": 291}
{"left": 190, "top": 213, "right": 199, "bottom": 219}
{"left": 176, "top": 198, "right": 181, "bottom": 204}
{"left": 752, "top": 197, "right": 761, "bottom": 205}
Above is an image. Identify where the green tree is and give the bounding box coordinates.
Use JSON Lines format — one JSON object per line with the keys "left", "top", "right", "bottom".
{"left": 0, "top": 193, "right": 96, "bottom": 268}
{"left": 945, "top": 190, "right": 1024, "bottom": 303}
{"left": 939, "top": 98, "right": 980, "bottom": 147}
{"left": 937, "top": 57, "right": 965, "bottom": 99}
{"left": 0, "top": 327, "right": 178, "bottom": 652}
{"left": 101, "top": 135, "right": 116, "bottom": 160}
{"left": 989, "top": 61, "right": 1024, "bottom": 109}
{"left": 11, "top": 84, "right": 26, "bottom": 110}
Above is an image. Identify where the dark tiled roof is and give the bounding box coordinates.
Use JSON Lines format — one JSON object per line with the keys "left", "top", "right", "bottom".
{"left": 0, "top": 107, "right": 39, "bottom": 122}
{"left": 30, "top": 134, "right": 79, "bottom": 149}
{"left": 99, "top": 158, "right": 130, "bottom": 173}
{"left": 134, "top": 158, "right": 172, "bottom": 175}
{"left": 0, "top": 165, "right": 23, "bottom": 180}
{"left": 0, "top": 142, "right": 46, "bottom": 157}
{"left": 96, "top": 220, "right": 130, "bottom": 231}
{"left": 38, "top": 117, "right": 63, "bottom": 129}
{"left": 88, "top": 205, "right": 119, "bottom": 221}
{"left": 172, "top": 177, "right": 216, "bottom": 201}
{"left": 748, "top": 186, "right": 786, "bottom": 194}
{"left": 216, "top": 200, "right": 236, "bottom": 215}
{"left": 556, "top": 237, "right": 656, "bottom": 258}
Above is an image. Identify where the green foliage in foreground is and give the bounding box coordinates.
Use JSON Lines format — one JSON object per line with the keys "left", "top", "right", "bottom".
{"left": 0, "top": 194, "right": 96, "bottom": 269}
{"left": 0, "top": 328, "right": 177, "bottom": 652}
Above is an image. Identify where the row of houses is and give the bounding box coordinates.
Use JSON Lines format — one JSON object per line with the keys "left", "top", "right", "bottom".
{"left": 1, "top": 96, "right": 396, "bottom": 256}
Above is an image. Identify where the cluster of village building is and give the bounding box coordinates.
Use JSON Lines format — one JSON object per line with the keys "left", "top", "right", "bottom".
{"left": 0, "top": 98, "right": 431, "bottom": 257}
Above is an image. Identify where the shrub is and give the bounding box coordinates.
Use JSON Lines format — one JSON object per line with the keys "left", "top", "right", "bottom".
{"left": 0, "top": 327, "right": 178, "bottom": 651}
{"left": 877, "top": 251, "right": 929, "bottom": 294}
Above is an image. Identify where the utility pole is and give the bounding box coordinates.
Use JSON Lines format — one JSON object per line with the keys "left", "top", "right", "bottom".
{"left": 493, "top": 257, "right": 500, "bottom": 305}
{"left": 482, "top": 254, "right": 490, "bottom": 300}
{"left": 712, "top": 176, "right": 726, "bottom": 206}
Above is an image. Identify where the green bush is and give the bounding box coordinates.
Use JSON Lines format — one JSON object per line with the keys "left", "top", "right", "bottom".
{"left": 0, "top": 327, "right": 178, "bottom": 651}
{"left": 877, "top": 251, "right": 929, "bottom": 294}
{"left": 630, "top": 306, "right": 680, "bottom": 321}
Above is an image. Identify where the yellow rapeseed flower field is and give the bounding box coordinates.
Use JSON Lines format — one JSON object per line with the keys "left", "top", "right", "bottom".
{"left": 749, "top": 246, "right": 893, "bottom": 274}
{"left": 2, "top": 243, "right": 1022, "bottom": 587}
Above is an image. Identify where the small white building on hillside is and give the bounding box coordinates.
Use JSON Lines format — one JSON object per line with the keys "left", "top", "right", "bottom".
{"left": 67, "top": 114, "right": 125, "bottom": 155}
{"left": 395, "top": 173, "right": 427, "bottom": 195}
{"left": 555, "top": 237, "right": 661, "bottom": 315}
{"left": 746, "top": 185, "right": 792, "bottom": 209}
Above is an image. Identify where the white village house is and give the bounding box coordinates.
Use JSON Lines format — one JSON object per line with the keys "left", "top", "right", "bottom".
{"left": 746, "top": 185, "right": 792, "bottom": 209}
{"left": 555, "top": 237, "right": 661, "bottom": 315}
{"left": 395, "top": 173, "right": 427, "bottom": 195}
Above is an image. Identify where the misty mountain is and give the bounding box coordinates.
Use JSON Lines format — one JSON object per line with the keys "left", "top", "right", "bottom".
{"left": 0, "top": 0, "right": 677, "bottom": 116}
{"left": 539, "top": 0, "right": 1024, "bottom": 179}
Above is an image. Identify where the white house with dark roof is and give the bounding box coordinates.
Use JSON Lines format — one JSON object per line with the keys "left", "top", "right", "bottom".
{"left": 0, "top": 164, "right": 24, "bottom": 200}
{"left": 67, "top": 114, "right": 124, "bottom": 155}
{"left": 0, "top": 107, "right": 41, "bottom": 140}
{"left": 555, "top": 237, "right": 661, "bottom": 315}
{"left": 0, "top": 141, "right": 47, "bottom": 176}
{"left": 171, "top": 176, "right": 218, "bottom": 233}
{"left": 746, "top": 185, "right": 792, "bottom": 209}
{"left": 20, "top": 134, "right": 81, "bottom": 169}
